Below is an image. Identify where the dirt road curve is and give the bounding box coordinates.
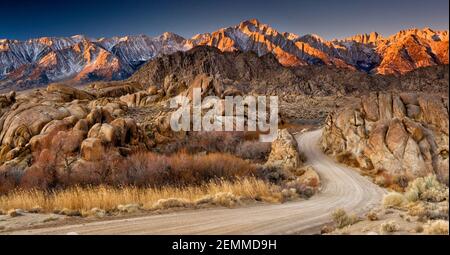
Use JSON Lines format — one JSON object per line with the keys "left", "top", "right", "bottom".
{"left": 9, "top": 129, "right": 385, "bottom": 235}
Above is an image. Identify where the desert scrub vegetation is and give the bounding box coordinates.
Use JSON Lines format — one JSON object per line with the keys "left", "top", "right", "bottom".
{"left": 0, "top": 127, "right": 277, "bottom": 193}
{"left": 331, "top": 208, "right": 359, "bottom": 229}
{"left": 2, "top": 150, "right": 258, "bottom": 191}
{"left": 158, "top": 131, "right": 271, "bottom": 162}
{"left": 382, "top": 175, "right": 449, "bottom": 206}
{"left": 423, "top": 220, "right": 449, "bottom": 235}
{"left": 0, "top": 178, "right": 283, "bottom": 214}
{"left": 380, "top": 220, "right": 400, "bottom": 234}
{"left": 382, "top": 192, "right": 407, "bottom": 208}
{"left": 404, "top": 175, "right": 449, "bottom": 203}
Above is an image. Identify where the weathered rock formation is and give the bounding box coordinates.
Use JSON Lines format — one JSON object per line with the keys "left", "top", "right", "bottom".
{"left": 266, "top": 129, "right": 302, "bottom": 169}
{"left": 0, "top": 84, "right": 151, "bottom": 170}
{"left": 321, "top": 92, "right": 449, "bottom": 184}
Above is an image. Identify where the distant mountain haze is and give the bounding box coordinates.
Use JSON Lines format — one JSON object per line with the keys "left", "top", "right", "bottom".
{"left": 0, "top": 19, "right": 448, "bottom": 91}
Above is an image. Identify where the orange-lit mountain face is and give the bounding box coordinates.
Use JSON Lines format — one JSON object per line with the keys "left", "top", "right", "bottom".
{"left": 0, "top": 19, "right": 448, "bottom": 90}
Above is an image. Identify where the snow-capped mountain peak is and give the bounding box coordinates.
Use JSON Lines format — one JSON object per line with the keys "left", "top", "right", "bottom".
{"left": 0, "top": 20, "right": 448, "bottom": 91}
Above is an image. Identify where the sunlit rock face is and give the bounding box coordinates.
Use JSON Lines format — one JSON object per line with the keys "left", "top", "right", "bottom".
{"left": 321, "top": 92, "right": 449, "bottom": 184}
{"left": 0, "top": 19, "right": 448, "bottom": 90}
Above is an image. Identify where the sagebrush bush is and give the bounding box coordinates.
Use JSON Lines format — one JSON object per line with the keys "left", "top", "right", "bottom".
{"left": 255, "top": 164, "right": 292, "bottom": 184}
{"left": 423, "top": 220, "right": 449, "bottom": 235}
{"left": 366, "top": 211, "right": 379, "bottom": 221}
{"left": 380, "top": 220, "right": 399, "bottom": 234}
{"left": 382, "top": 192, "right": 406, "bottom": 208}
{"left": 405, "top": 175, "right": 449, "bottom": 203}
{"left": 236, "top": 140, "right": 271, "bottom": 161}
{"left": 152, "top": 198, "right": 192, "bottom": 210}
{"left": 283, "top": 181, "right": 315, "bottom": 199}
{"left": 331, "top": 208, "right": 359, "bottom": 229}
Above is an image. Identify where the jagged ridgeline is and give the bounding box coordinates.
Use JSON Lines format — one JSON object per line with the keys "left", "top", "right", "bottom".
{"left": 1, "top": 19, "right": 448, "bottom": 91}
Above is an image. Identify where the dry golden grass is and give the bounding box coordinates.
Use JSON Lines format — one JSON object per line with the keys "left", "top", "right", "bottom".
{"left": 0, "top": 178, "right": 282, "bottom": 213}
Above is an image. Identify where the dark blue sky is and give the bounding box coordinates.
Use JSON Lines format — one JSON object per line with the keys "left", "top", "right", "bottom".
{"left": 1, "top": 0, "right": 448, "bottom": 40}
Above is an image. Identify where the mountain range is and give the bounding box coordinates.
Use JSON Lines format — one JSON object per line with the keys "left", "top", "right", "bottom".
{"left": 0, "top": 19, "right": 448, "bottom": 91}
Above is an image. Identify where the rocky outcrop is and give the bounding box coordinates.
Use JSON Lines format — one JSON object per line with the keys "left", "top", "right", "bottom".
{"left": 266, "top": 129, "right": 301, "bottom": 169}
{"left": 0, "top": 91, "right": 15, "bottom": 108}
{"left": 91, "top": 82, "right": 142, "bottom": 98}
{"left": 80, "top": 138, "right": 104, "bottom": 161}
{"left": 0, "top": 83, "right": 151, "bottom": 167}
{"left": 47, "top": 83, "right": 95, "bottom": 101}
{"left": 321, "top": 92, "right": 449, "bottom": 184}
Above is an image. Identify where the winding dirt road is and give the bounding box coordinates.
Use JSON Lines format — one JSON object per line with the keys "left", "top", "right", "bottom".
{"left": 9, "top": 129, "right": 385, "bottom": 235}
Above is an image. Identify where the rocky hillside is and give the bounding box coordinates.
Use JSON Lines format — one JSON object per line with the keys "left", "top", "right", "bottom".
{"left": 130, "top": 46, "right": 449, "bottom": 96}
{"left": 1, "top": 19, "right": 448, "bottom": 90}
{"left": 0, "top": 83, "right": 153, "bottom": 172}
{"left": 321, "top": 92, "right": 449, "bottom": 185}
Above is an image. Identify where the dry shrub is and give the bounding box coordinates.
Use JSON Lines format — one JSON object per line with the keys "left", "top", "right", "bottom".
{"left": 415, "top": 225, "right": 424, "bottom": 233}
{"left": 59, "top": 208, "right": 81, "bottom": 216}
{"left": 405, "top": 175, "right": 449, "bottom": 203}
{"left": 256, "top": 164, "right": 292, "bottom": 184}
{"left": 423, "top": 220, "right": 449, "bottom": 235}
{"left": 382, "top": 192, "right": 406, "bottom": 208}
{"left": 235, "top": 141, "right": 271, "bottom": 161}
{"left": 320, "top": 225, "right": 335, "bottom": 234}
{"left": 283, "top": 181, "right": 315, "bottom": 199}
{"left": 0, "top": 165, "right": 23, "bottom": 194}
{"left": 152, "top": 198, "right": 192, "bottom": 210}
{"left": 0, "top": 178, "right": 281, "bottom": 213}
{"left": 163, "top": 131, "right": 242, "bottom": 155}
{"left": 112, "top": 151, "right": 256, "bottom": 187}
{"left": 380, "top": 220, "right": 399, "bottom": 234}
{"left": 18, "top": 149, "right": 257, "bottom": 190}
{"left": 393, "top": 175, "right": 409, "bottom": 189}
{"left": 7, "top": 209, "right": 21, "bottom": 217}
{"left": 366, "top": 210, "right": 379, "bottom": 221}
{"left": 407, "top": 202, "right": 428, "bottom": 219}
{"left": 407, "top": 201, "right": 449, "bottom": 221}
{"left": 209, "top": 192, "right": 241, "bottom": 207}
{"left": 331, "top": 208, "right": 359, "bottom": 229}
{"left": 89, "top": 208, "right": 106, "bottom": 218}
{"left": 161, "top": 131, "right": 271, "bottom": 162}
{"left": 117, "top": 204, "right": 141, "bottom": 213}
{"left": 20, "top": 149, "right": 58, "bottom": 190}
{"left": 20, "top": 128, "right": 83, "bottom": 190}
{"left": 194, "top": 192, "right": 241, "bottom": 207}
{"left": 163, "top": 152, "right": 256, "bottom": 186}
{"left": 335, "top": 152, "right": 359, "bottom": 168}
